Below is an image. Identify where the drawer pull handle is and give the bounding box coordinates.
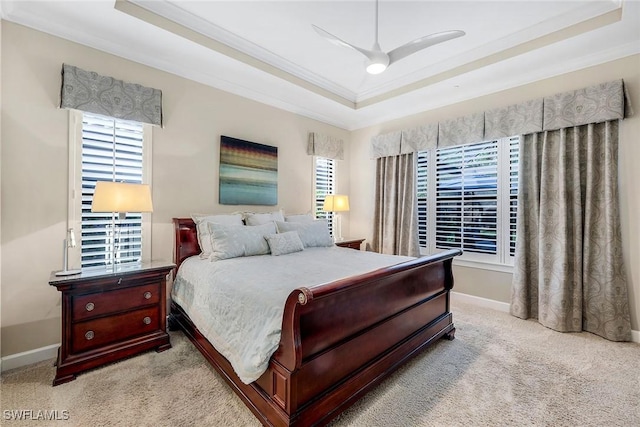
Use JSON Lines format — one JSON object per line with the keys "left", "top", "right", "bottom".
{"left": 143, "top": 317, "right": 152, "bottom": 325}
{"left": 143, "top": 291, "right": 152, "bottom": 300}
{"left": 85, "top": 302, "right": 95, "bottom": 312}
{"left": 85, "top": 330, "right": 95, "bottom": 340}
{"left": 117, "top": 278, "right": 122, "bottom": 285}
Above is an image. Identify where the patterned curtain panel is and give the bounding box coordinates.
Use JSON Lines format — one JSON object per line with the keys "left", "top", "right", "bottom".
{"left": 437, "top": 112, "right": 484, "bottom": 148}
{"left": 511, "top": 120, "right": 631, "bottom": 342}
{"left": 400, "top": 123, "right": 438, "bottom": 154}
{"left": 307, "top": 132, "right": 344, "bottom": 160}
{"left": 370, "top": 131, "right": 402, "bottom": 159}
{"left": 485, "top": 99, "right": 543, "bottom": 139}
{"left": 543, "top": 79, "right": 625, "bottom": 131}
{"left": 60, "top": 64, "right": 163, "bottom": 126}
{"left": 372, "top": 153, "right": 420, "bottom": 257}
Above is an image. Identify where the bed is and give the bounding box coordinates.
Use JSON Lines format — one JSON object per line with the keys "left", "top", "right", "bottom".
{"left": 169, "top": 217, "right": 461, "bottom": 426}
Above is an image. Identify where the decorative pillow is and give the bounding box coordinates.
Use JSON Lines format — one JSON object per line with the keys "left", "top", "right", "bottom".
{"left": 192, "top": 213, "right": 244, "bottom": 258}
{"left": 207, "top": 222, "right": 276, "bottom": 261}
{"left": 244, "top": 210, "right": 285, "bottom": 226}
{"left": 275, "top": 220, "right": 333, "bottom": 248}
{"left": 284, "top": 213, "right": 315, "bottom": 223}
{"left": 265, "top": 231, "right": 304, "bottom": 256}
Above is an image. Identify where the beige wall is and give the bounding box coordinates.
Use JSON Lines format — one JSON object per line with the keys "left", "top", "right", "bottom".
{"left": 1, "top": 20, "right": 638, "bottom": 358}
{"left": 350, "top": 54, "right": 640, "bottom": 331}
{"left": 0, "top": 22, "right": 350, "bottom": 356}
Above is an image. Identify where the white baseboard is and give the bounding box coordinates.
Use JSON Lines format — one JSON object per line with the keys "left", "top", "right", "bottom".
{"left": 450, "top": 291, "right": 511, "bottom": 313}
{"left": 450, "top": 291, "right": 640, "bottom": 343}
{"left": 1, "top": 343, "right": 59, "bottom": 373}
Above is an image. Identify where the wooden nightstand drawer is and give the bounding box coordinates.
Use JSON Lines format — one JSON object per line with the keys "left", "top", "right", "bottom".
{"left": 72, "top": 306, "right": 160, "bottom": 354}
{"left": 73, "top": 283, "right": 160, "bottom": 321}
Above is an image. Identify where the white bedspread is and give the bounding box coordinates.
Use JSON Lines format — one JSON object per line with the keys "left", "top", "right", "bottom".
{"left": 171, "top": 246, "right": 413, "bottom": 384}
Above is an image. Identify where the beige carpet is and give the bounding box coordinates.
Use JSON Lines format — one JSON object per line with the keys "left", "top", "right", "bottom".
{"left": 2, "top": 302, "right": 639, "bottom": 427}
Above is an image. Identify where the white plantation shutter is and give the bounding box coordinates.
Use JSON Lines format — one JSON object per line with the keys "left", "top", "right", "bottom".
{"left": 416, "top": 151, "right": 429, "bottom": 247}
{"left": 509, "top": 136, "right": 520, "bottom": 257}
{"left": 417, "top": 136, "right": 519, "bottom": 266}
{"left": 436, "top": 141, "right": 498, "bottom": 255}
{"left": 81, "top": 113, "right": 145, "bottom": 268}
{"left": 314, "top": 157, "right": 335, "bottom": 234}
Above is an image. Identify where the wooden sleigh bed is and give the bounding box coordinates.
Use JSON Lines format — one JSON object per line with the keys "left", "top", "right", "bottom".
{"left": 169, "top": 217, "right": 461, "bottom": 426}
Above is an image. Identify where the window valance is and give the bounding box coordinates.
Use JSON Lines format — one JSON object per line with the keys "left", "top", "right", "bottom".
{"left": 370, "top": 79, "right": 630, "bottom": 159}
{"left": 438, "top": 113, "right": 484, "bottom": 148}
{"left": 60, "top": 64, "right": 163, "bottom": 126}
{"left": 307, "top": 132, "right": 344, "bottom": 160}
{"left": 370, "top": 131, "right": 402, "bottom": 158}
{"left": 543, "top": 80, "right": 627, "bottom": 131}
{"left": 401, "top": 123, "right": 438, "bottom": 154}
{"left": 485, "top": 99, "right": 543, "bottom": 139}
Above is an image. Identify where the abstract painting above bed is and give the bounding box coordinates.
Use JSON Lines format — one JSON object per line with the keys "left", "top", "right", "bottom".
{"left": 219, "top": 135, "right": 278, "bottom": 206}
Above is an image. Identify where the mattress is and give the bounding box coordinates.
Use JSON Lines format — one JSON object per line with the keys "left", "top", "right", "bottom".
{"left": 171, "top": 246, "right": 413, "bottom": 383}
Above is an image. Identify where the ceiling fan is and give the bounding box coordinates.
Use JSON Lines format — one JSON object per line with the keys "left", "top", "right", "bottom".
{"left": 312, "top": 0, "right": 465, "bottom": 75}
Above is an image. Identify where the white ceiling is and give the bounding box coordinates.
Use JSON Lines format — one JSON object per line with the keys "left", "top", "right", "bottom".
{"left": 2, "top": 0, "right": 639, "bottom": 130}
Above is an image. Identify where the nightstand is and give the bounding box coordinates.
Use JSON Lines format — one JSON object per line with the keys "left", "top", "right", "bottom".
{"left": 335, "top": 237, "right": 365, "bottom": 250}
{"left": 49, "top": 261, "right": 175, "bottom": 386}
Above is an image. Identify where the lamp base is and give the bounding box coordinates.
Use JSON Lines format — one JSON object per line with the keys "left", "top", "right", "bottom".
{"left": 55, "top": 269, "right": 81, "bottom": 277}
{"left": 333, "top": 213, "right": 343, "bottom": 242}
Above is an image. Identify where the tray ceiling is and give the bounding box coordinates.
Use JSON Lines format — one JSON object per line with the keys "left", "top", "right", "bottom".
{"left": 2, "top": 0, "right": 638, "bottom": 130}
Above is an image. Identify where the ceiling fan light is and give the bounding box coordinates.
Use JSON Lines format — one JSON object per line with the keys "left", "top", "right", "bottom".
{"left": 366, "top": 61, "right": 387, "bottom": 74}
{"left": 366, "top": 51, "right": 389, "bottom": 74}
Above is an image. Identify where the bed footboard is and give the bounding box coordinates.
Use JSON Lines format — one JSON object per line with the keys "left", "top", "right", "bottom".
{"left": 255, "top": 248, "right": 461, "bottom": 426}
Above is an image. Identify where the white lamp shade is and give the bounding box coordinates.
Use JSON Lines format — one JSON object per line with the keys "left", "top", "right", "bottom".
{"left": 323, "top": 195, "right": 350, "bottom": 212}
{"left": 91, "top": 181, "right": 153, "bottom": 213}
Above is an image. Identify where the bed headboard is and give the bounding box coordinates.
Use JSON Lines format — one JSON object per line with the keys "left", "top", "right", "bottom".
{"left": 173, "top": 218, "right": 200, "bottom": 271}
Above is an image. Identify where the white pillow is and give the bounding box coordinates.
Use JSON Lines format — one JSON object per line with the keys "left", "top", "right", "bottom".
{"left": 208, "top": 222, "right": 276, "bottom": 261}
{"left": 275, "top": 220, "right": 333, "bottom": 248}
{"left": 244, "top": 210, "right": 285, "bottom": 226}
{"left": 284, "top": 213, "right": 315, "bottom": 223}
{"left": 192, "top": 213, "right": 244, "bottom": 258}
{"left": 265, "top": 231, "right": 304, "bottom": 256}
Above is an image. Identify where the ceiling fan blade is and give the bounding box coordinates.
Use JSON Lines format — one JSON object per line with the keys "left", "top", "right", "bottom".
{"left": 312, "top": 24, "right": 377, "bottom": 61}
{"left": 387, "top": 30, "right": 465, "bottom": 65}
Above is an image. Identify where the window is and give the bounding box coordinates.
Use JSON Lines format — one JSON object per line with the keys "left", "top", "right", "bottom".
{"left": 68, "top": 111, "right": 152, "bottom": 269}
{"left": 416, "top": 150, "right": 429, "bottom": 248}
{"left": 417, "top": 136, "right": 519, "bottom": 266}
{"left": 508, "top": 137, "right": 519, "bottom": 257}
{"left": 313, "top": 156, "right": 335, "bottom": 234}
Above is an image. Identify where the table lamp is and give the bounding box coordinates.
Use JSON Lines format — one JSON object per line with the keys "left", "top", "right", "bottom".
{"left": 91, "top": 181, "right": 153, "bottom": 266}
{"left": 322, "top": 194, "right": 349, "bottom": 242}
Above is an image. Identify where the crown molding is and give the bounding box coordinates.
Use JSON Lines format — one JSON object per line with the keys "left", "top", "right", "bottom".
{"left": 117, "top": 0, "right": 355, "bottom": 108}
{"left": 119, "top": 0, "right": 623, "bottom": 112}
{"left": 2, "top": 0, "right": 635, "bottom": 131}
{"left": 355, "top": 5, "right": 623, "bottom": 108}
{"left": 347, "top": 42, "right": 639, "bottom": 130}
{"left": 355, "top": 0, "right": 622, "bottom": 102}
{"left": 128, "top": 0, "right": 357, "bottom": 102}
